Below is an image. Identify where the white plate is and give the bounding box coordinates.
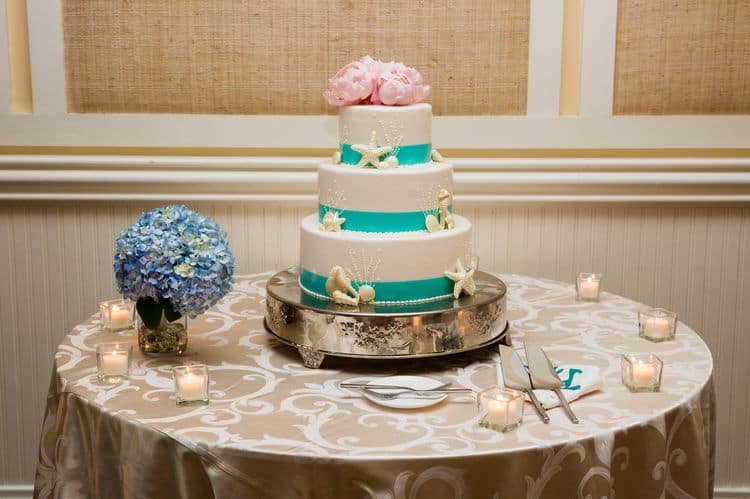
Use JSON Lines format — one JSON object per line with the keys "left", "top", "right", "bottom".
{"left": 362, "top": 375, "right": 448, "bottom": 409}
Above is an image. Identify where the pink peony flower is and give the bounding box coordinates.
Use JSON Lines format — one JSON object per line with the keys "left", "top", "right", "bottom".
{"left": 375, "top": 63, "right": 431, "bottom": 106}
{"left": 323, "top": 56, "right": 378, "bottom": 106}
{"left": 323, "top": 56, "right": 430, "bottom": 106}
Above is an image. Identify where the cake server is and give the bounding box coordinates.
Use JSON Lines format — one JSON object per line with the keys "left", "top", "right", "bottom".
{"left": 340, "top": 382, "right": 453, "bottom": 391}
{"left": 498, "top": 345, "right": 550, "bottom": 423}
{"left": 524, "top": 344, "right": 580, "bottom": 424}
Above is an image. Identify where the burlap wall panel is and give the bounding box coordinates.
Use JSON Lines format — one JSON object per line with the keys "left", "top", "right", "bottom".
{"left": 62, "top": 1, "right": 529, "bottom": 115}
{"left": 614, "top": 0, "right": 750, "bottom": 115}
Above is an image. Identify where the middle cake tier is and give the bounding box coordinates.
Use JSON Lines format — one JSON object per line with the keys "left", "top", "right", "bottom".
{"left": 318, "top": 160, "right": 453, "bottom": 233}
{"left": 299, "top": 213, "right": 472, "bottom": 304}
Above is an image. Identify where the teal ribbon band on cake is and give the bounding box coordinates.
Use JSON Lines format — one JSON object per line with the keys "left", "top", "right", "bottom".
{"left": 319, "top": 204, "right": 452, "bottom": 233}
{"left": 340, "top": 143, "right": 432, "bottom": 166}
{"left": 300, "top": 268, "right": 453, "bottom": 303}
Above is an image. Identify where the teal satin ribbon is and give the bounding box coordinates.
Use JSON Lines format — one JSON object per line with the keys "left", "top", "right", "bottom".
{"left": 300, "top": 268, "right": 453, "bottom": 303}
{"left": 340, "top": 143, "right": 431, "bottom": 166}
{"left": 319, "top": 204, "right": 452, "bottom": 232}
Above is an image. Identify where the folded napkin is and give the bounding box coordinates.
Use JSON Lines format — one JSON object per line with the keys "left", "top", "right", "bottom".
{"left": 516, "top": 365, "right": 602, "bottom": 409}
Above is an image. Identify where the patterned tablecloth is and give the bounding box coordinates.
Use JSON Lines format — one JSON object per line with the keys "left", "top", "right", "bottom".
{"left": 34, "top": 272, "right": 714, "bottom": 499}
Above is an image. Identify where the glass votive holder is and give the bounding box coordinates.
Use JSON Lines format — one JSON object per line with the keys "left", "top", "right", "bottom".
{"left": 576, "top": 273, "right": 602, "bottom": 302}
{"left": 99, "top": 299, "right": 135, "bottom": 331}
{"left": 173, "top": 365, "right": 209, "bottom": 407}
{"left": 96, "top": 343, "right": 132, "bottom": 382}
{"left": 477, "top": 387, "right": 524, "bottom": 432}
{"left": 621, "top": 354, "right": 663, "bottom": 393}
{"left": 638, "top": 308, "right": 677, "bottom": 342}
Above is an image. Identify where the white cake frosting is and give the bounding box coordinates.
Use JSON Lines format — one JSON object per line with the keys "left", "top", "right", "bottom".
{"left": 318, "top": 161, "right": 453, "bottom": 213}
{"left": 339, "top": 103, "right": 432, "bottom": 149}
{"left": 299, "top": 214, "right": 473, "bottom": 303}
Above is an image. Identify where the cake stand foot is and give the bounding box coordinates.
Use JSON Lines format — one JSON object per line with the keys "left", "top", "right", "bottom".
{"left": 298, "top": 346, "right": 325, "bottom": 369}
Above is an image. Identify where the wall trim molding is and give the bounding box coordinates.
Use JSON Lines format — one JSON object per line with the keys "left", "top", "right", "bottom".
{"left": 0, "top": 484, "right": 33, "bottom": 499}
{"left": 715, "top": 487, "right": 750, "bottom": 498}
{"left": 1, "top": 483, "right": 749, "bottom": 498}
{"left": 1, "top": 155, "right": 750, "bottom": 204}
{"left": 3, "top": 115, "right": 750, "bottom": 149}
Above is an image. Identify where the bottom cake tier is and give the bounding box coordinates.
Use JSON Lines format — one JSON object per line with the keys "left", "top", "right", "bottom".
{"left": 299, "top": 213, "right": 473, "bottom": 304}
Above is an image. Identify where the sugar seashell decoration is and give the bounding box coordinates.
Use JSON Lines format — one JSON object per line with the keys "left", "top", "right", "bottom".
{"left": 320, "top": 211, "right": 346, "bottom": 232}
{"left": 425, "top": 214, "right": 442, "bottom": 233}
{"left": 351, "top": 130, "right": 393, "bottom": 168}
{"left": 431, "top": 149, "right": 444, "bottom": 162}
{"left": 332, "top": 150, "right": 342, "bottom": 164}
{"left": 357, "top": 284, "right": 376, "bottom": 303}
{"left": 378, "top": 155, "right": 399, "bottom": 169}
{"left": 425, "top": 189, "right": 455, "bottom": 232}
{"left": 325, "top": 266, "right": 360, "bottom": 306}
{"left": 437, "top": 189, "right": 454, "bottom": 229}
{"left": 444, "top": 257, "right": 477, "bottom": 299}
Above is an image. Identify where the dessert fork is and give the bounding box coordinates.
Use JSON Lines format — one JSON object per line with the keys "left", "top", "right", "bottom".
{"left": 362, "top": 386, "right": 473, "bottom": 400}
{"left": 340, "top": 382, "right": 452, "bottom": 391}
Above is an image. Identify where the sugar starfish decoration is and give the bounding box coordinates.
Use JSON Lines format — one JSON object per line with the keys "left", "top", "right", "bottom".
{"left": 321, "top": 211, "right": 346, "bottom": 232}
{"left": 351, "top": 131, "right": 393, "bottom": 168}
{"left": 444, "top": 258, "right": 477, "bottom": 299}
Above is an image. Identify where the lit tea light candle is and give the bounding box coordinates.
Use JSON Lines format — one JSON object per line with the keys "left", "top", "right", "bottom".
{"left": 178, "top": 373, "right": 205, "bottom": 399}
{"left": 576, "top": 273, "right": 602, "bottom": 302}
{"left": 96, "top": 343, "right": 132, "bottom": 381}
{"left": 487, "top": 397, "right": 509, "bottom": 420}
{"left": 621, "top": 354, "right": 663, "bottom": 392}
{"left": 99, "top": 299, "right": 135, "bottom": 331}
{"left": 477, "top": 387, "right": 524, "bottom": 432}
{"left": 173, "top": 365, "right": 209, "bottom": 406}
{"left": 631, "top": 360, "right": 656, "bottom": 385}
{"left": 639, "top": 308, "right": 677, "bottom": 342}
{"left": 109, "top": 305, "right": 130, "bottom": 329}
{"left": 102, "top": 350, "right": 128, "bottom": 373}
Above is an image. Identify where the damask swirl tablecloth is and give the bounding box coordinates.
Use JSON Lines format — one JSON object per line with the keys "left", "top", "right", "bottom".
{"left": 34, "top": 272, "right": 714, "bottom": 499}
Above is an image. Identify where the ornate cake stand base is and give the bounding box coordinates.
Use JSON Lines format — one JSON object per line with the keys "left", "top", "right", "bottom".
{"left": 264, "top": 267, "right": 510, "bottom": 368}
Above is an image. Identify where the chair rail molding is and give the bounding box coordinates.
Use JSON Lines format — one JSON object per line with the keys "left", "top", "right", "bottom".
{"left": 0, "top": 154, "right": 749, "bottom": 204}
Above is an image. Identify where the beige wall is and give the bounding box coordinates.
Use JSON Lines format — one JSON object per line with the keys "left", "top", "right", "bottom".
{"left": 61, "top": 0, "right": 530, "bottom": 115}
{"left": 1, "top": 200, "right": 749, "bottom": 492}
{"left": 614, "top": 0, "right": 750, "bottom": 115}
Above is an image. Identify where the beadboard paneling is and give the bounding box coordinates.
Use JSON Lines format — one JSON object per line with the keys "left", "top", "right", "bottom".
{"left": 0, "top": 202, "right": 749, "bottom": 491}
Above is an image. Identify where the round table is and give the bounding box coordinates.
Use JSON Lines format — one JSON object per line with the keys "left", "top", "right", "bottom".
{"left": 34, "top": 272, "right": 714, "bottom": 499}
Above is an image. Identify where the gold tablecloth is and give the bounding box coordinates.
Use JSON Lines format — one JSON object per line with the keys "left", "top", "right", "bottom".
{"left": 34, "top": 272, "right": 714, "bottom": 499}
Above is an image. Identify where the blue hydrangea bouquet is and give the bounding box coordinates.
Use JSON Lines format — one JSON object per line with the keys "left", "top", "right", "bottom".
{"left": 114, "top": 205, "right": 236, "bottom": 354}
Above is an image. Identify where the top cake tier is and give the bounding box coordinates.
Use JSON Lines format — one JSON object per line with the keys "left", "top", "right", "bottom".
{"left": 339, "top": 103, "right": 432, "bottom": 166}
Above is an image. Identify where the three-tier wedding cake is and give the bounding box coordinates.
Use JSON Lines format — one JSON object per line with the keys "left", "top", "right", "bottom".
{"left": 299, "top": 57, "right": 476, "bottom": 306}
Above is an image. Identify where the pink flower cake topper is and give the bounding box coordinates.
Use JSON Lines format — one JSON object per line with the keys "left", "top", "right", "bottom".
{"left": 323, "top": 56, "right": 430, "bottom": 107}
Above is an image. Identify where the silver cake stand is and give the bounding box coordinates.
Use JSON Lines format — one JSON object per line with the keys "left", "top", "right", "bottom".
{"left": 264, "top": 267, "right": 510, "bottom": 368}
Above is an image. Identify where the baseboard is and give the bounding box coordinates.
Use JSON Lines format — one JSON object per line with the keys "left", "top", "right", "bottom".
{"left": 1, "top": 483, "right": 748, "bottom": 498}
{"left": 0, "top": 484, "right": 32, "bottom": 499}
{"left": 715, "top": 486, "right": 750, "bottom": 499}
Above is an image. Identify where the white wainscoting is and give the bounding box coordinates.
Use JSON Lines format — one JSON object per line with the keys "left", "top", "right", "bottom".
{"left": 0, "top": 156, "right": 749, "bottom": 495}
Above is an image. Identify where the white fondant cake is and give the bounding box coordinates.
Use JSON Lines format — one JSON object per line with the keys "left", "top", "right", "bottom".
{"left": 339, "top": 103, "right": 432, "bottom": 163}
{"left": 299, "top": 58, "right": 476, "bottom": 305}
{"left": 319, "top": 160, "right": 452, "bottom": 210}
{"left": 300, "top": 214, "right": 472, "bottom": 303}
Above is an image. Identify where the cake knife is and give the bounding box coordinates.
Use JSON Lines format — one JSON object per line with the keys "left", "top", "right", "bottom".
{"left": 524, "top": 344, "right": 580, "bottom": 424}
{"left": 498, "top": 345, "right": 550, "bottom": 423}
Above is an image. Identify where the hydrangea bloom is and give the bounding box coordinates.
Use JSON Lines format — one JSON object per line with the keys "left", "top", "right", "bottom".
{"left": 114, "top": 205, "right": 236, "bottom": 319}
